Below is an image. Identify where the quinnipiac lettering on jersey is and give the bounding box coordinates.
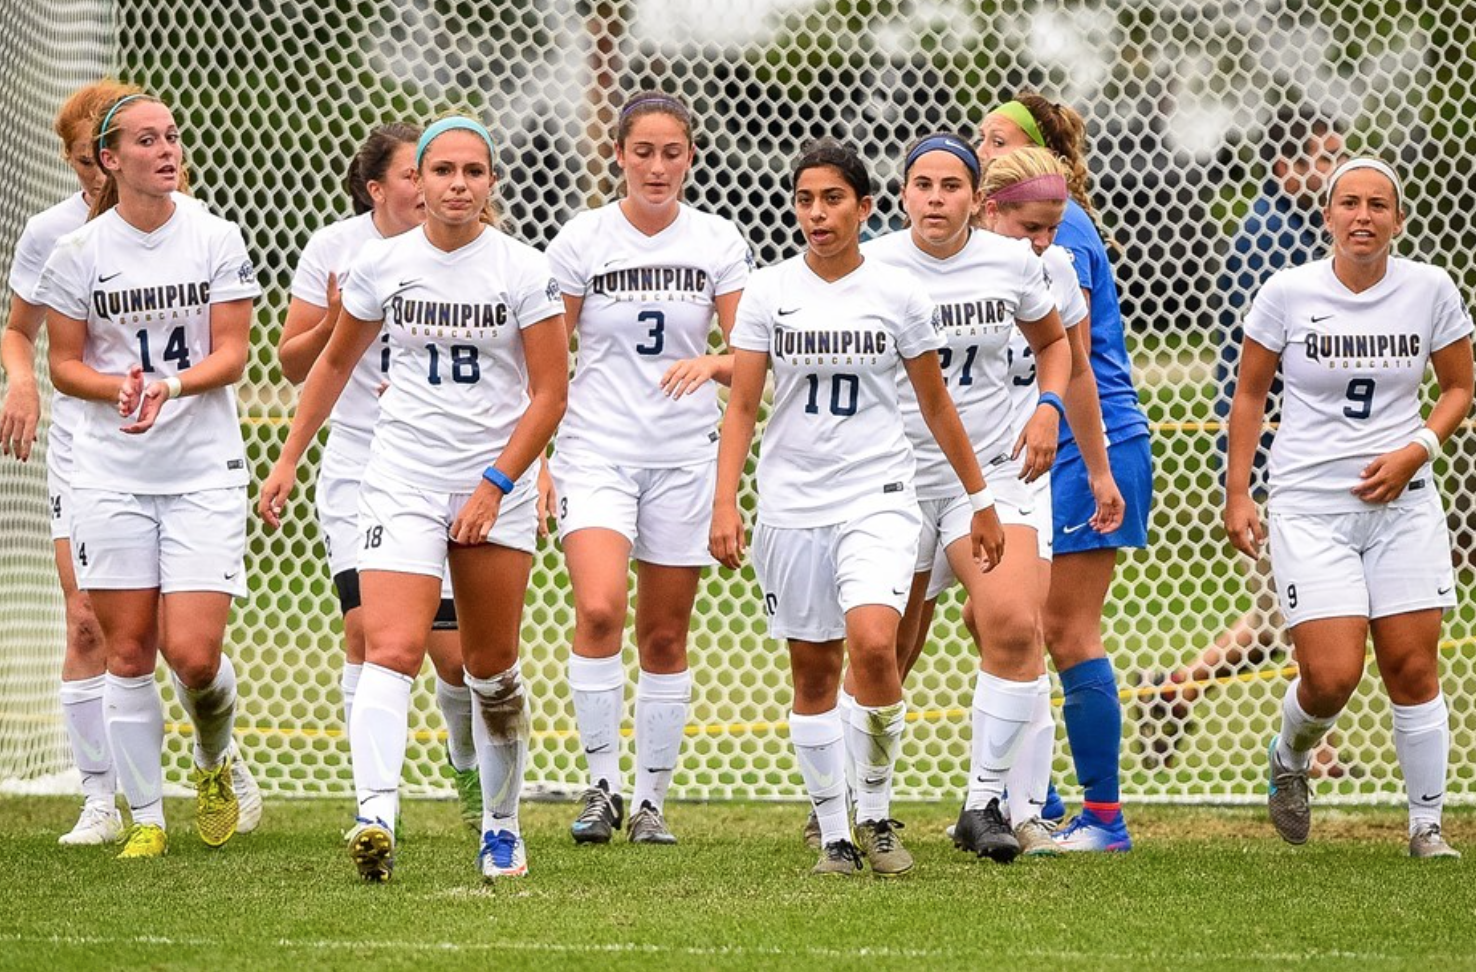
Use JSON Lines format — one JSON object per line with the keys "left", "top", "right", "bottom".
{"left": 937, "top": 298, "right": 1012, "bottom": 330}
{"left": 590, "top": 265, "right": 709, "bottom": 300}
{"left": 389, "top": 295, "right": 509, "bottom": 333}
{"left": 773, "top": 325, "right": 888, "bottom": 362}
{"left": 92, "top": 280, "right": 210, "bottom": 320}
{"left": 1302, "top": 331, "right": 1422, "bottom": 367}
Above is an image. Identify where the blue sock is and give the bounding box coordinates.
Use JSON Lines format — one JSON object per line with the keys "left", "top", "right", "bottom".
{"left": 1059, "top": 657, "right": 1122, "bottom": 808}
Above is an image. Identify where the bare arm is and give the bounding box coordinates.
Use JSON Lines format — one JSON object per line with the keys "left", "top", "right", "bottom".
{"left": 709, "top": 347, "right": 767, "bottom": 569}
{"left": 1224, "top": 337, "right": 1279, "bottom": 558}
{"left": 1059, "top": 320, "right": 1124, "bottom": 532}
{"left": 662, "top": 289, "right": 743, "bottom": 396}
{"left": 1013, "top": 308, "right": 1069, "bottom": 482}
{"left": 277, "top": 274, "right": 340, "bottom": 384}
{"left": 1, "top": 294, "right": 47, "bottom": 459}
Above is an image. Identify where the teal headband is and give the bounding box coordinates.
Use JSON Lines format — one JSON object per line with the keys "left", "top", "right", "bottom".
{"left": 415, "top": 117, "right": 495, "bottom": 167}
{"left": 992, "top": 101, "right": 1046, "bottom": 149}
{"left": 96, "top": 94, "right": 147, "bottom": 147}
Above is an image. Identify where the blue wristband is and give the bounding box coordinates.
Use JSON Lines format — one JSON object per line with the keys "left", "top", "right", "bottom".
{"left": 1038, "top": 391, "right": 1065, "bottom": 418}
{"left": 482, "top": 466, "right": 515, "bottom": 494}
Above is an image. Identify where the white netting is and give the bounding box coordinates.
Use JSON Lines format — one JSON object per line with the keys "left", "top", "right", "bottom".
{"left": 2, "top": 1, "right": 1474, "bottom": 804}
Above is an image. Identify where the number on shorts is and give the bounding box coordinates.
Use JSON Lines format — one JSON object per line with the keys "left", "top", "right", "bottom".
{"left": 1343, "top": 378, "right": 1375, "bottom": 420}
{"left": 559, "top": 496, "right": 567, "bottom": 519}
{"left": 635, "top": 310, "right": 665, "bottom": 356}
{"left": 1286, "top": 584, "right": 1298, "bottom": 609}
{"left": 803, "top": 373, "right": 859, "bottom": 416}
{"left": 76, "top": 542, "right": 88, "bottom": 566}
{"left": 425, "top": 344, "right": 480, "bottom": 385}
{"left": 764, "top": 592, "right": 778, "bottom": 616}
{"left": 1006, "top": 344, "right": 1036, "bottom": 386}
{"left": 50, "top": 495, "right": 62, "bottom": 520}
{"left": 136, "top": 325, "right": 191, "bottom": 373}
{"left": 364, "top": 525, "right": 384, "bottom": 549}
{"left": 379, "top": 332, "right": 390, "bottom": 374}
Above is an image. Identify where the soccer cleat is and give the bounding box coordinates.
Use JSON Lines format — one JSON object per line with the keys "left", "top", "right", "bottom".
{"left": 1267, "top": 734, "right": 1311, "bottom": 845}
{"left": 59, "top": 803, "right": 123, "bottom": 846}
{"left": 628, "top": 801, "right": 678, "bottom": 845}
{"left": 811, "top": 838, "right": 864, "bottom": 876}
{"left": 230, "top": 745, "right": 263, "bottom": 835}
{"left": 1042, "top": 783, "right": 1066, "bottom": 824}
{"left": 448, "top": 752, "right": 483, "bottom": 834}
{"left": 193, "top": 755, "right": 240, "bottom": 848}
{"left": 803, "top": 808, "right": 822, "bottom": 851}
{"left": 1051, "top": 810, "right": 1133, "bottom": 852}
{"left": 116, "top": 823, "right": 168, "bottom": 860}
{"left": 1014, "top": 817, "right": 1061, "bottom": 857}
{"left": 1409, "top": 823, "right": 1461, "bottom": 859}
{"left": 855, "top": 818, "right": 913, "bottom": 877}
{"left": 346, "top": 817, "right": 395, "bottom": 883}
{"left": 953, "top": 799, "right": 1020, "bottom": 864}
{"left": 570, "top": 780, "right": 624, "bottom": 844}
{"left": 477, "top": 829, "right": 529, "bottom": 880}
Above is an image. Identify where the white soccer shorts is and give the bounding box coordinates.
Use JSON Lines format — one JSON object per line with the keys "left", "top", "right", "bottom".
{"left": 45, "top": 422, "right": 74, "bottom": 541}
{"left": 752, "top": 502, "right": 922, "bottom": 643}
{"left": 550, "top": 450, "right": 716, "bottom": 567}
{"left": 920, "top": 458, "right": 1049, "bottom": 601}
{"left": 318, "top": 454, "right": 453, "bottom": 598}
{"left": 70, "top": 486, "right": 248, "bottom": 597}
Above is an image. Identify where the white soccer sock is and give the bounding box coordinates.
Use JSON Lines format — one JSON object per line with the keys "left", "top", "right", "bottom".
{"left": 349, "top": 663, "right": 413, "bottom": 830}
{"left": 60, "top": 674, "right": 115, "bottom": 809}
{"left": 836, "top": 687, "right": 858, "bottom": 798}
{"left": 569, "top": 653, "right": 625, "bottom": 795}
{"left": 790, "top": 708, "right": 849, "bottom": 846}
{"left": 341, "top": 662, "right": 362, "bottom": 730}
{"left": 1392, "top": 693, "right": 1449, "bottom": 834}
{"left": 1005, "top": 675, "right": 1055, "bottom": 823}
{"left": 967, "top": 671, "right": 1038, "bottom": 811}
{"left": 171, "top": 654, "right": 238, "bottom": 768}
{"left": 435, "top": 677, "right": 478, "bottom": 773}
{"left": 632, "top": 668, "right": 691, "bottom": 812}
{"left": 104, "top": 673, "right": 165, "bottom": 828}
{"left": 848, "top": 699, "right": 906, "bottom": 825}
{"left": 467, "top": 665, "right": 529, "bottom": 837}
{"left": 1276, "top": 679, "right": 1338, "bottom": 772}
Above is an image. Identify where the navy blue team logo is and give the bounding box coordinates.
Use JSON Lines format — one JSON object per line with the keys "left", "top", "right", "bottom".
{"left": 744, "top": 247, "right": 756, "bottom": 271}
{"left": 546, "top": 277, "right": 560, "bottom": 302}
{"left": 929, "top": 306, "right": 944, "bottom": 333}
{"left": 237, "top": 259, "right": 256, "bottom": 285}
{"left": 1042, "top": 265, "right": 1053, "bottom": 289}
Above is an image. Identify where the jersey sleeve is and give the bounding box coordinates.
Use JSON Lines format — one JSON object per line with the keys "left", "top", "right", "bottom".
{"left": 711, "top": 222, "right": 753, "bottom": 296}
{"left": 1046, "top": 249, "right": 1090, "bottom": 327}
{"left": 728, "top": 272, "right": 773, "bottom": 352}
{"left": 1015, "top": 247, "right": 1056, "bottom": 323}
{"left": 545, "top": 219, "right": 588, "bottom": 297}
{"left": 1053, "top": 213, "right": 1096, "bottom": 292}
{"left": 513, "top": 249, "right": 565, "bottom": 329}
{"left": 208, "top": 223, "right": 262, "bottom": 303}
{"left": 340, "top": 241, "right": 386, "bottom": 322}
{"left": 1242, "top": 273, "right": 1287, "bottom": 353}
{"left": 1428, "top": 270, "right": 1475, "bottom": 352}
{"left": 33, "top": 232, "right": 90, "bottom": 320}
{"left": 893, "top": 279, "right": 945, "bottom": 359}
{"left": 289, "top": 227, "right": 332, "bottom": 307}
{"left": 8, "top": 217, "right": 53, "bottom": 304}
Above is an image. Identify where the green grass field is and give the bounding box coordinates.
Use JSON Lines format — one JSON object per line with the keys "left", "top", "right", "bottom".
{"left": 2, "top": 796, "right": 1471, "bottom": 972}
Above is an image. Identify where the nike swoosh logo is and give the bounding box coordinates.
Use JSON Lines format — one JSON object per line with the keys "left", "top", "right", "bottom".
{"left": 1419, "top": 792, "right": 1444, "bottom": 802}
{"left": 398, "top": 278, "right": 421, "bottom": 288}
{"left": 861, "top": 776, "right": 887, "bottom": 787}
{"left": 584, "top": 743, "right": 612, "bottom": 755}
{"left": 117, "top": 741, "right": 161, "bottom": 806}
{"left": 74, "top": 731, "right": 109, "bottom": 764}
{"left": 777, "top": 307, "right": 801, "bottom": 316}
{"left": 891, "top": 587, "right": 907, "bottom": 597}
{"left": 224, "top": 571, "right": 239, "bottom": 580}
{"left": 814, "top": 794, "right": 837, "bottom": 807}
{"left": 1438, "top": 585, "right": 1453, "bottom": 596}
{"left": 1311, "top": 314, "right": 1334, "bottom": 323}
{"left": 98, "top": 272, "right": 123, "bottom": 283}
{"left": 643, "top": 767, "right": 674, "bottom": 775}
{"left": 1061, "top": 522, "right": 1090, "bottom": 535}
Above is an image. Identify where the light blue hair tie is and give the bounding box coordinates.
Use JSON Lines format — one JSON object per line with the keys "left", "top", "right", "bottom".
{"left": 415, "top": 117, "right": 495, "bottom": 167}
{"left": 96, "top": 94, "right": 147, "bottom": 147}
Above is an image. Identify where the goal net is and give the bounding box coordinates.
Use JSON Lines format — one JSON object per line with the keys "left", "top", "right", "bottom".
{"left": 2, "top": 0, "right": 1473, "bottom": 804}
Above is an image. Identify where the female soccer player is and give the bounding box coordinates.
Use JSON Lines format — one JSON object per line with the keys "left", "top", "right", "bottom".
{"left": 711, "top": 137, "right": 1004, "bottom": 877}
{"left": 979, "top": 93, "right": 1151, "bottom": 852}
{"left": 2, "top": 80, "right": 126, "bottom": 845}
{"left": 259, "top": 116, "right": 567, "bottom": 883}
{"left": 279, "top": 124, "right": 483, "bottom": 830}
{"left": 546, "top": 91, "right": 749, "bottom": 847}
{"left": 875, "top": 143, "right": 1121, "bottom": 861}
{"left": 1226, "top": 158, "right": 1472, "bottom": 858}
{"left": 37, "top": 91, "right": 261, "bottom": 859}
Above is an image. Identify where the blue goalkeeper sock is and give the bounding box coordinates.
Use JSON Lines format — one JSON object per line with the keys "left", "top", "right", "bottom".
{"left": 1059, "top": 657, "right": 1122, "bottom": 812}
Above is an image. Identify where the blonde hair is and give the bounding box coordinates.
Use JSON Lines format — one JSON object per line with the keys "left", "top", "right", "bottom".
{"left": 88, "top": 91, "right": 193, "bottom": 220}
{"left": 974, "top": 147, "right": 1069, "bottom": 228}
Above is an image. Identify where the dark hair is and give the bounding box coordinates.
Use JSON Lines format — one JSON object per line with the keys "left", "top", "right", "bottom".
{"left": 616, "top": 90, "right": 693, "bottom": 146}
{"left": 788, "top": 137, "right": 872, "bottom": 200}
{"left": 347, "top": 123, "right": 422, "bottom": 215}
{"left": 903, "top": 131, "right": 981, "bottom": 189}
{"left": 1260, "top": 105, "right": 1339, "bottom": 167}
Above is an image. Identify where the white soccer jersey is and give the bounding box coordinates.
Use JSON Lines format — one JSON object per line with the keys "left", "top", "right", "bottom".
{"left": 290, "top": 211, "right": 397, "bottom": 467}
{"left": 340, "top": 224, "right": 563, "bottom": 493}
{"left": 548, "top": 202, "right": 751, "bottom": 467}
{"left": 729, "top": 254, "right": 943, "bottom": 527}
{"left": 1244, "top": 257, "right": 1474, "bottom": 513}
{"left": 35, "top": 201, "right": 259, "bottom": 494}
{"left": 862, "top": 229, "right": 1054, "bottom": 499}
{"left": 1005, "top": 244, "right": 1089, "bottom": 439}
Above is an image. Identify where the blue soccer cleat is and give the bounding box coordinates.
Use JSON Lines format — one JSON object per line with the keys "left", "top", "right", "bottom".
{"left": 478, "top": 829, "right": 528, "bottom": 881}
{"left": 1050, "top": 810, "right": 1132, "bottom": 853}
{"left": 1042, "top": 782, "right": 1066, "bottom": 824}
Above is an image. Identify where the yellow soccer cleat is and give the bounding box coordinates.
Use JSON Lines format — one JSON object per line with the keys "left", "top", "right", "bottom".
{"left": 116, "top": 823, "right": 168, "bottom": 860}
{"left": 346, "top": 818, "right": 396, "bottom": 883}
{"left": 194, "top": 754, "right": 240, "bottom": 848}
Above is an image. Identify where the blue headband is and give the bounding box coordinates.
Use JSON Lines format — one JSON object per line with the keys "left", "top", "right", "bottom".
{"left": 415, "top": 117, "right": 495, "bottom": 167}
{"left": 904, "top": 135, "right": 981, "bottom": 182}
{"left": 96, "top": 94, "right": 147, "bottom": 147}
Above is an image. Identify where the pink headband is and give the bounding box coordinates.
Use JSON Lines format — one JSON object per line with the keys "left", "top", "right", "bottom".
{"left": 987, "top": 173, "right": 1068, "bottom": 205}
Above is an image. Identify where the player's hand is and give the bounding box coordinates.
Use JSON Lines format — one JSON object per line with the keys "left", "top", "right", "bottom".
{"left": 117, "top": 365, "right": 144, "bottom": 418}
{"left": 1352, "top": 443, "right": 1426, "bottom": 505}
{"left": 1224, "top": 492, "right": 1264, "bottom": 559}
{"left": 257, "top": 460, "right": 297, "bottom": 530}
{"left": 375, "top": 380, "right": 390, "bottom": 398}
{"left": 1011, "top": 406, "right": 1059, "bottom": 483}
{"left": 536, "top": 459, "right": 556, "bottom": 539}
{"left": 1088, "top": 472, "right": 1125, "bottom": 534}
{"left": 451, "top": 480, "right": 504, "bottom": 546}
{"left": 660, "top": 355, "right": 719, "bottom": 399}
{"left": 709, "top": 501, "right": 746, "bottom": 569}
{"left": 0, "top": 381, "right": 40, "bottom": 462}
{"left": 120, "top": 379, "right": 169, "bottom": 434}
{"left": 969, "top": 507, "right": 1005, "bottom": 573}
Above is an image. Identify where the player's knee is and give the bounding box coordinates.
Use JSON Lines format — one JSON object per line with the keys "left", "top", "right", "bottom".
{"left": 637, "top": 626, "right": 688, "bottom": 671}
{"left": 981, "top": 610, "right": 1037, "bottom": 661}
{"left": 364, "top": 634, "right": 425, "bottom": 676}
{"left": 170, "top": 652, "right": 222, "bottom": 690}
{"left": 107, "top": 639, "right": 156, "bottom": 678}
{"left": 576, "top": 599, "right": 626, "bottom": 646}
{"left": 1299, "top": 667, "right": 1360, "bottom": 713}
{"left": 1378, "top": 652, "right": 1440, "bottom": 703}
{"left": 64, "top": 591, "right": 105, "bottom": 660}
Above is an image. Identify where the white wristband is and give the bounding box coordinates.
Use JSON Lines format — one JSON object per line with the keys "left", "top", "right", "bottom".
{"left": 968, "top": 486, "right": 996, "bottom": 513}
{"left": 1412, "top": 427, "right": 1440, "bottom": 462}
{"left": 163, "top": 377, "right": 183, "bottom": 400}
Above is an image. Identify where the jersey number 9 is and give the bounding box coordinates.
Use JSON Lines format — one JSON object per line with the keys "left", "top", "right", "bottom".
{"left": 1343, "top": 378, "right": 1375, "bottom": 420}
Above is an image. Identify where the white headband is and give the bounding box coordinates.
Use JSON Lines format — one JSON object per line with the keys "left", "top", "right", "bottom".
{"left": 1325, "top": 157, "right": 1403, "bottom": 210}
